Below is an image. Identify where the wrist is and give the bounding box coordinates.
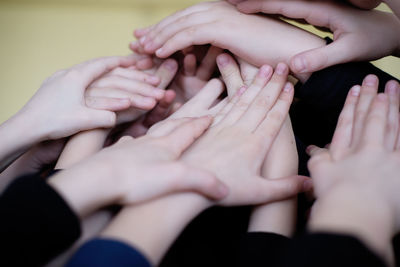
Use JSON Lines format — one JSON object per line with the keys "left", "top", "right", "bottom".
{"left": 49, "top": 158, "right": 117, "bottom": 218}
{"left": 310, "top": 185, "right": 394, "bottom": 262}
{"left": 102, "top": 193, "right": 212, "bottom": 265}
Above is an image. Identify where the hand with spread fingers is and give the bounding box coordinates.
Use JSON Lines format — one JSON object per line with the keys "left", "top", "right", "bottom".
{"left": 306, "top": 76, "right": 400, "bottom": 264}
{"left": 99, "top": 61, "right": 310, "bottom": 266}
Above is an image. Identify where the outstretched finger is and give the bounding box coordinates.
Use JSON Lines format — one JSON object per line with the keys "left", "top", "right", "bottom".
{"left": 217, "top": 53, "right": 244, "bottom": 97}
{"left": 163, "top": 116, "right": 213, "bottom": 156}
{"left": 329, "top": 85, "right": 361, "bottom": 158}
{"left": 360, "top": 93, "right": 389, "bottom": 148}
{"left": 197, "top": 46, "right": 223, "bottom": 80}
{"left": 384, "top": 81, "right": 400, "bottom": 151}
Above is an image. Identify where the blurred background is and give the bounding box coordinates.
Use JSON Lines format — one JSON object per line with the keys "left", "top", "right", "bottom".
{"left": 0, "top": 0, "right": 399, "bottom": 123}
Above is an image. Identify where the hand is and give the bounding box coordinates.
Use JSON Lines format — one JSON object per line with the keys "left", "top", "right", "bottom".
{"left": 0, "top": 56, "right": 139, "bottom": 171}
{"left": 234, "top": 0, "right": 400, "bottom": 73}
{"left": 87, "top": 58, "right": 179, "bottom": 125}
{"left": 306, "top": 75, "right": 400, "bottom": 262}
{"left": 133, "top": 1, "right": 325, "bottom": 82}
{"left": 170, "top": 46, "right": 223, "bottom": 103}
{"left": 98, "top": 61, "right": 309, "bottom": 266}
{"left": 181, "top": 62, "right": 307, "bottom": 206}
{"left": 20, "top": 56, "right": 141, "bottom": 140}
{"left": 48, "top": 116, "right": 228, "bottom": 218}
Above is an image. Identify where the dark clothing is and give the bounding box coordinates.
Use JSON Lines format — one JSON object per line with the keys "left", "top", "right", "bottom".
{"left": 0, "top": 173, "right": 81, "bottom": 267}
{"left": 240, "top": 232, "right": 387, "bottom": 267}
{"left": 240, "top": 232, "right": 290, "bottom": 267}
{"left": 160, "top": 58, "right": 399, "bottom": 267}
{"left": 67, "top": 239, "right": 151, "bottom": 267}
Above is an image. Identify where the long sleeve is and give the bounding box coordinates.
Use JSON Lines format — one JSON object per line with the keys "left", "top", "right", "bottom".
{"left": 240, "top": 232, "right": 290, "bottom": 267}
{"left": 67, "top": 239, "right": 151, "bottom": 267}
{"left": 283, "top": 233, "right": 387, "bottom": 267}
{"left": 0, "top": 173, "right": 81, "bottom": 266}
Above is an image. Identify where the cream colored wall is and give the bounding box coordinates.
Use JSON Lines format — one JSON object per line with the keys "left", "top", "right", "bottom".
{"left": 0, "top": 0, "right": 399, "bottom": 123}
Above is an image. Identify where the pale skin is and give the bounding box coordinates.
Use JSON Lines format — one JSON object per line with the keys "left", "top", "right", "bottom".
{"left": 100, "top": 62, "right": 310, "bottom": 265}
{"left": 133, "top": 1, "right": 327, "bottom": 83}
{"left": 306, "top": 76, "right": 400, "bottom": 265}
{"left": 0, "top": 56, "right": 168, "bottom": 189}
{"left": 235, "top": 57, "right": 299, "bottom": 236}
{"left": 0, "top": 56, "right": 143, "bottom": 173}
{"left": 230, "top": 0, "right": 400, "bottom": 73}
{"left": 48, "top": 116, "right": 229, "bottom": 219}
{"left": 56, "top": 57, "right": 179, "bottom": 170}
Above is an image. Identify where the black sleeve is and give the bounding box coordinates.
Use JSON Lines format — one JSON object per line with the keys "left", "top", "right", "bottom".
{"left": 291, "top": 38, "right": 399, "bottom": 147}
{"left": 283, "top": 233, "right": 387, "bottom": 267}
{"left": 0, "top": 173, "right": 81, "bottom": 267}
{"left": 240, "top": 232, "right": 290, "bottom": 267}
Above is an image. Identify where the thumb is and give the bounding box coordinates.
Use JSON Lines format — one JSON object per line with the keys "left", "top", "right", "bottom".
{"left": 250, "top": 175, "right": 312, "bottom": 204}
{"left": 290, "top": 38, "right": 356, "bottom": 73}
{"left": 78, "top": 109, "right": 117, "bottom": 130}
{"left": 172, "top": 166, "right": 229, "bottom": 200}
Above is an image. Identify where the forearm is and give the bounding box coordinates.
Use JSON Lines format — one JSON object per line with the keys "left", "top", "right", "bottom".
{"left": 248, "top": 119, "right": 298, "bottom": 237}
{"left": 0, "top": 112, "right": 44, "bottom": 172}
{"left": 56, "top": 129, "right": 109, "bottom": 170}
{"left": 101, "top": 193, "right": 211, "bottom": 265}
{"left": 309, "top": 186, "right": 394, "bottom": 265}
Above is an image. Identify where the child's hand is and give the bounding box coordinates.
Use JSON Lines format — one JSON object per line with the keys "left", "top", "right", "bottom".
{"left": 306, "top": 77, "right": 400, "bottom": 261}
{"left": 133, "top": 1, "right": 325, "bottom": 82}
{"left": 48, "top": 116, "right": 228, "bottom": 217}
{"left": 234, "top": 0, "right": 400, "bottom": 73}
{"left": 19, "top": 56, "right": 139, "bottom": 141}
{"left": 180, "top": 63, "right": 308, "bottom": 206}
{"left": 170, "top": 46, "right": 222, "bottom": 103}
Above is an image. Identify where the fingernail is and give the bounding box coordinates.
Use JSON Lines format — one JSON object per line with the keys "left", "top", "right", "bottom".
{"left": 164, "top": 60, "right": 177, "bottom": 71}
{"left": 283, "top": 82, "right": 292, "bottom": 92}
{"left": 386, "top": 81, "right": 399, "bottom": 95}
{"left": 148, "top": 76, "right": 160, "bottom": 84}
{"left": 154, "top": 89, "right": 165, "bottom": 98}
{"left": 364, "top": 75, "right": 378, "bottom": 86}
{"left": 351, "top": 85, "right": 361, "bottom": 96}
{"left": 139, "top": 36, "right": 146, "bottom": 45}
{"left": 156, "top": 47, "right": 164, "bottom": 56}
{"left": 276, "top": 63, "right": 287, "bottom": 75}
{"left": 293, "top": 57, "right": 307, "bottom": 73}
{"left": 258, "top": 65, "right": 272, "bottom": 78}
{"left": 217, "top": 54, "right": 229, "bottom": 67}
{"left": 303, "top": 179, "right": 313, "bottom": 192}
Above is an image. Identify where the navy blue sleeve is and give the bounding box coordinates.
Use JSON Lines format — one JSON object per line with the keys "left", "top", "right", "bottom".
{"left": 0, "top": 173, "right": 81, "bottom": 267}
{"left": 67, "top": 239, "right": 152, "bottom": 267}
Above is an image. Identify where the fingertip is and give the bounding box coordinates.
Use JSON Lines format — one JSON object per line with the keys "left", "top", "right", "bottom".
{"left": 290, "top": 55, "right": 308, "bottom": 74}
{"left": 363, "top": 74, "right": 379, "bottom": 87}
{"left": 216, "top": 53, "right": 231, "bottom": 67}
{"left": 385, "top": 80, "right": 400, "bottom": 95}
{"left": 306, "top": 145, "right": 318, "bottom": 156}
